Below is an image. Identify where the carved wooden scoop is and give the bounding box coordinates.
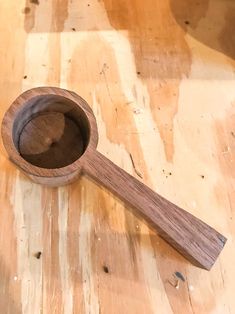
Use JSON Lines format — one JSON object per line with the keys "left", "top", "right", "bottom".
{"left": 1, "top": 87, "right": 226, "bottom": 270}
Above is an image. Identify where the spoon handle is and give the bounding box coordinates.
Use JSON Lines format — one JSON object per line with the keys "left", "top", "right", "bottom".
{"left": 83, "top": 150, "right": 226, "bottom": 270}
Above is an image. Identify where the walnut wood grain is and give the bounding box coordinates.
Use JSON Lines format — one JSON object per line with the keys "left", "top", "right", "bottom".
{"left": 1, "top": 87, "right": 98, "bottom": 186}
{"left": 19, "top": 112, "right": 84, "bottom": 168}
{"left": 1, "top": 87, "right": 227, "bottom": 270}
{"left": 83, "top": 150, "right": 226, "bottom": 270}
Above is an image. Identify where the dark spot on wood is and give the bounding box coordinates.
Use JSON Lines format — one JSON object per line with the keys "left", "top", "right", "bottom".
{"left": 50, "top": 141, "right": 57, "bottom": 148}
{"left": 184, "top": 20, "right": 190, "bottom": 25}
{"left": 23, "top": 7, "right": 31, "bottom": 14}
{"left": 169, "top": 172, "right": 172, "bottom": 176}
{"left": 23, "top": 75, "right": 27, "bottom": 79}
{"left": 88, "top": 3, "right": 90, "bottom": 6}
{"left": 30, "top": 0, "right": 40, "bottom": 5}
{"left": 72, "top": 28, "right": 76, "bottom": 31}
{"left": 218, "top": 235, "right": 226, "bottom": 245}
{"left": 201, "top": 175, "right": 205, "bottom": 179}
{"left": 231, "top": 131, "right": 235, "bottom": 138}
{"left": 175, "top": 271, "right": 185, "bottom": 282}
{"left": 137, "top": 71, "right": 141, "bottom": 75}
{"left": 35, "top": 251, "right": 42, "bottom": 259}
{"left": 103, "top": 265, "right": 109, "bottom": 273}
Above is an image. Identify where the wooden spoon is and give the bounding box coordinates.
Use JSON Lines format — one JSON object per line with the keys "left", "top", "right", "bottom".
{"left": 1, "top": 87, "right": 227, "bottom": 270}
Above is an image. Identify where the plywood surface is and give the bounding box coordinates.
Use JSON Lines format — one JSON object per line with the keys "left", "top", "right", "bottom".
{"left": 0, "top": 0, "right": 235, "bottom": 313}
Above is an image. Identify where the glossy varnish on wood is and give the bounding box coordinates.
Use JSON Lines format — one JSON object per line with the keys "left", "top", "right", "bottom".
{"left": 0, "top": 0, "right": 235, "bottom": 313}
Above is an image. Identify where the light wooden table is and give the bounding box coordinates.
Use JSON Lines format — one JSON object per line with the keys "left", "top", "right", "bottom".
{"left": 0, "top": 1, "right": 234, "bottom": 313}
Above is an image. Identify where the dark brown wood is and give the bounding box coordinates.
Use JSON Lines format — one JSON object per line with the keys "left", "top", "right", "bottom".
{"left": 1, "top": 87, "right": 227, "bottom": 269}
{"left": 1, "top": 87, "right": 98, "bottom": 186}
{"left": 83, "top": 151, "right": 227, "bottom": 270}
{"left": 19, "top": 112, "right": 84, "bottom": 169}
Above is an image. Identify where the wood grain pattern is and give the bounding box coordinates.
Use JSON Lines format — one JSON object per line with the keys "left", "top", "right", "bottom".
{"left": 0, "top": 0, "right": 234, "bottom": 313}
{"left": 1, "top": 87, "right": 98, "bottom": 185}
{"left": 84, "top": 150, "right": 226, "bottom": 270}
{"left": 19, "top": 113, "right": 84, "bottom": 169}
{"left": 2, "top": 87, "right": 226, "bottom": 269}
